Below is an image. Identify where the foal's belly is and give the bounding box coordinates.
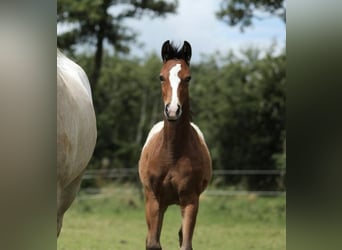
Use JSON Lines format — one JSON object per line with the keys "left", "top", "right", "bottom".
{"left": 160, "top": 176, "right": 180, "bottom": 205}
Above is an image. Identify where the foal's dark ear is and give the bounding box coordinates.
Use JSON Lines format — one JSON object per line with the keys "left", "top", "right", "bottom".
{"left": 161, "top": 40, "right": 171, "bottom": 63}
{"left": 180, "top": 41, "right": 192, "bottom": 65}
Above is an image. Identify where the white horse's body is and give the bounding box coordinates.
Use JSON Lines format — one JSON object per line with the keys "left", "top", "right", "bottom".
{"left": 57, "top": 50, "right": 97, "bottom": 236}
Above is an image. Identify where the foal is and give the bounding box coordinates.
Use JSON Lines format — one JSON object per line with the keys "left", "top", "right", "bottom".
{"left": 139, "top": 40, "right": 212, "bottom": 250}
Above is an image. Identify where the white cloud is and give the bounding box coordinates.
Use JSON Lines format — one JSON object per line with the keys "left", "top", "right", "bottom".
{"left": 124, "top": 0, "right": 285, "bottom": 62}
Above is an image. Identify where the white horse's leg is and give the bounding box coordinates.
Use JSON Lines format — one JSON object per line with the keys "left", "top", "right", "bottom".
{"left": 57, "top": 173, "right": 84, "bottom": 237}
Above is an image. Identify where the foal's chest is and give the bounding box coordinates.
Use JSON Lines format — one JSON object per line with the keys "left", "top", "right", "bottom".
{"left": 155, "top": 156, "right": 203, "bottom": 199}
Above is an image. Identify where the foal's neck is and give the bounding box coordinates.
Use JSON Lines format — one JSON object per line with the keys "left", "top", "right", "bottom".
{"left": 163, "top": 100, "right": 191, "bottom": 156}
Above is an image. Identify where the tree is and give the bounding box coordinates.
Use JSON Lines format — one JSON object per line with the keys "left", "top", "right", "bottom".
{"left": 216, "top": 0, "right": 285, "bottom": 31}
{"left": 74, "top": 53, "right": 162, "bottom": 172}
{"left": 192, "top": 48, "right": 286, "bottom": 190}
{"left": 74, "top": 47, "right": 285, "bottom": 191}
{"left": 57, "top": 0, "right": 177, "bottom": 89}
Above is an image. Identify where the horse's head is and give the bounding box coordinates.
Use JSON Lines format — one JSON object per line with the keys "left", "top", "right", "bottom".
{"left": 160, "top": 40, "right": 192, "bottom": 121}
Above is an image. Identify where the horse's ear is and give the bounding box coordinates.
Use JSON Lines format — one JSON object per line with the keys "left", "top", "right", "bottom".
{"left": 161, "top": 40, "right": 171, "bottom": 63}
{"left": 180, "top": 41, "right": 192, "bottom": 65}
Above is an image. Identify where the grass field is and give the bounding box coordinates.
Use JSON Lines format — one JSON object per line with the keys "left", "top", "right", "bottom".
{"left": 57, "top": 184, "right": 286, "bottom": 250}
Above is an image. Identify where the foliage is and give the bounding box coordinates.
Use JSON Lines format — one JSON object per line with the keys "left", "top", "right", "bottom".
{"left": 76, "top": 53, "right": 163, "bottom": 171}
{"left": 57, "top": 0, "right": 286, "bottom": 191}
{"left": 57, "top": 0, "right": 177, "bottom": 51}
{"left": 191, "top": 49, "right": 286, "bottom": 190}
{"left": 74, "top": 46, "right": 285, "bottom": 191}
{"left": 57, "top": 0, "right": 178, "bottom": 87}
{"left": 216, "top": 0, "right": 285, "bottom": 31}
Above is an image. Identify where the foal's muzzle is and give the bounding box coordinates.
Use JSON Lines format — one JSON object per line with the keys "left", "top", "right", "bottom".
{"left": 164, "top": 104, "right": 182, "bottom": 121}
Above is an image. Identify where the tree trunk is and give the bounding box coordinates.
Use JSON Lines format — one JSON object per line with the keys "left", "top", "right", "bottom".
{"left": 91, "top": 0, "right": 110, "bottom": 91}
{"left": 91, "top": 30, "right": 104, "bottom": 91}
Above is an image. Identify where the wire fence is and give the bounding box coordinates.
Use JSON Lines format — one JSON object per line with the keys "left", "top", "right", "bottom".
{"left": 83, "top": 168, "right": 286, "bottom": 179}
{"left": 81, "top": 168, "right": 286, "bottom": 197}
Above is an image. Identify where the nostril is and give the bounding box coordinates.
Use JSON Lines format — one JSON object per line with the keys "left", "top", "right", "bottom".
{"left": 164, "top": 104, "right": 170, "bottom": 117}
{"left": 176, "top": 105, "right": 181, "bottom": 116}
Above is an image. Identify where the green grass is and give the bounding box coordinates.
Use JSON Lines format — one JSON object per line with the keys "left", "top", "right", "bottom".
{"left": 57, "top": 184, "right": 285, "bottom": 250}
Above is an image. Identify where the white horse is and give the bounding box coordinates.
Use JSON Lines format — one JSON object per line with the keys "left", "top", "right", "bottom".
{"left": 57, "top": 50, "right": 97, "bottom": 237}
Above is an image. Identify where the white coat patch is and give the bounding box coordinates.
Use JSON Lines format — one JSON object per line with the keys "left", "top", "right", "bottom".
{"left": 142, "top": 121, "right": 206, "bottom": 149}
{"left": 190, "top": 122, "right": 205, "bottom": 141}
{"left": 143, "top": 121, "right": 164, "bottom": 149}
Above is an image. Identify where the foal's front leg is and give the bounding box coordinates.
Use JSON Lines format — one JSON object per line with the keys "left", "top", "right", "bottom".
{"left": 144, "top": 190, "right": 165, "bottom": 250}
{"left": 179, "top": 196, "right": 199, "bottom": 250}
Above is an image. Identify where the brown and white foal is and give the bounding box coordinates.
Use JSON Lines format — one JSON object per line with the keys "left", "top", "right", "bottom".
{"left": 139, "top": 40, "right": 212, "bottom": 250}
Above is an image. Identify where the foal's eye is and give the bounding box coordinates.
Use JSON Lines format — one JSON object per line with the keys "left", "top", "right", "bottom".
{"left": 159, "top": 75, "right": 165, "bottom": 82}
{"left": 184, "top": 76, "right": 192, "bottom": 83}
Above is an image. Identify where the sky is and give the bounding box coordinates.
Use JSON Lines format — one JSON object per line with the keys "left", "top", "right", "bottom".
{"left": 123, "top": 0, "right": 286, "bottom": 62}
{"left": 58, "top": 0, "right": 286, "bottom": 63}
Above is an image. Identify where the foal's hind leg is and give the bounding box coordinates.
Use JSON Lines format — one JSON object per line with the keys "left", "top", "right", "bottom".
{"left": 178, "top": 226, "right": 183, "bottom": 247}
{"left": 144, "top": 190, "right": 166, "bottom": 250}
{"left": 179, "top": 196, "right": 199, "bottom": 250}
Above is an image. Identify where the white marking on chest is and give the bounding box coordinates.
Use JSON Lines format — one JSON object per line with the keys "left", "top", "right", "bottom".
{"left": 142, "top": 121, "right": 207, "bottom": 150}
{"left": 191, "top": 122, "right": 205, "bottom": 141}
{"left": 143, "top": 121, "right": 164, "bottom": 149}
{"left": 168, "top": 64, "right": 181, "bottom": 112}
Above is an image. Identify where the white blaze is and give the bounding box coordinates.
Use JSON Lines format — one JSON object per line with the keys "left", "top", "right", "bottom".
{"left": 168, "top": 64, "right": 182, "bottom": 115}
